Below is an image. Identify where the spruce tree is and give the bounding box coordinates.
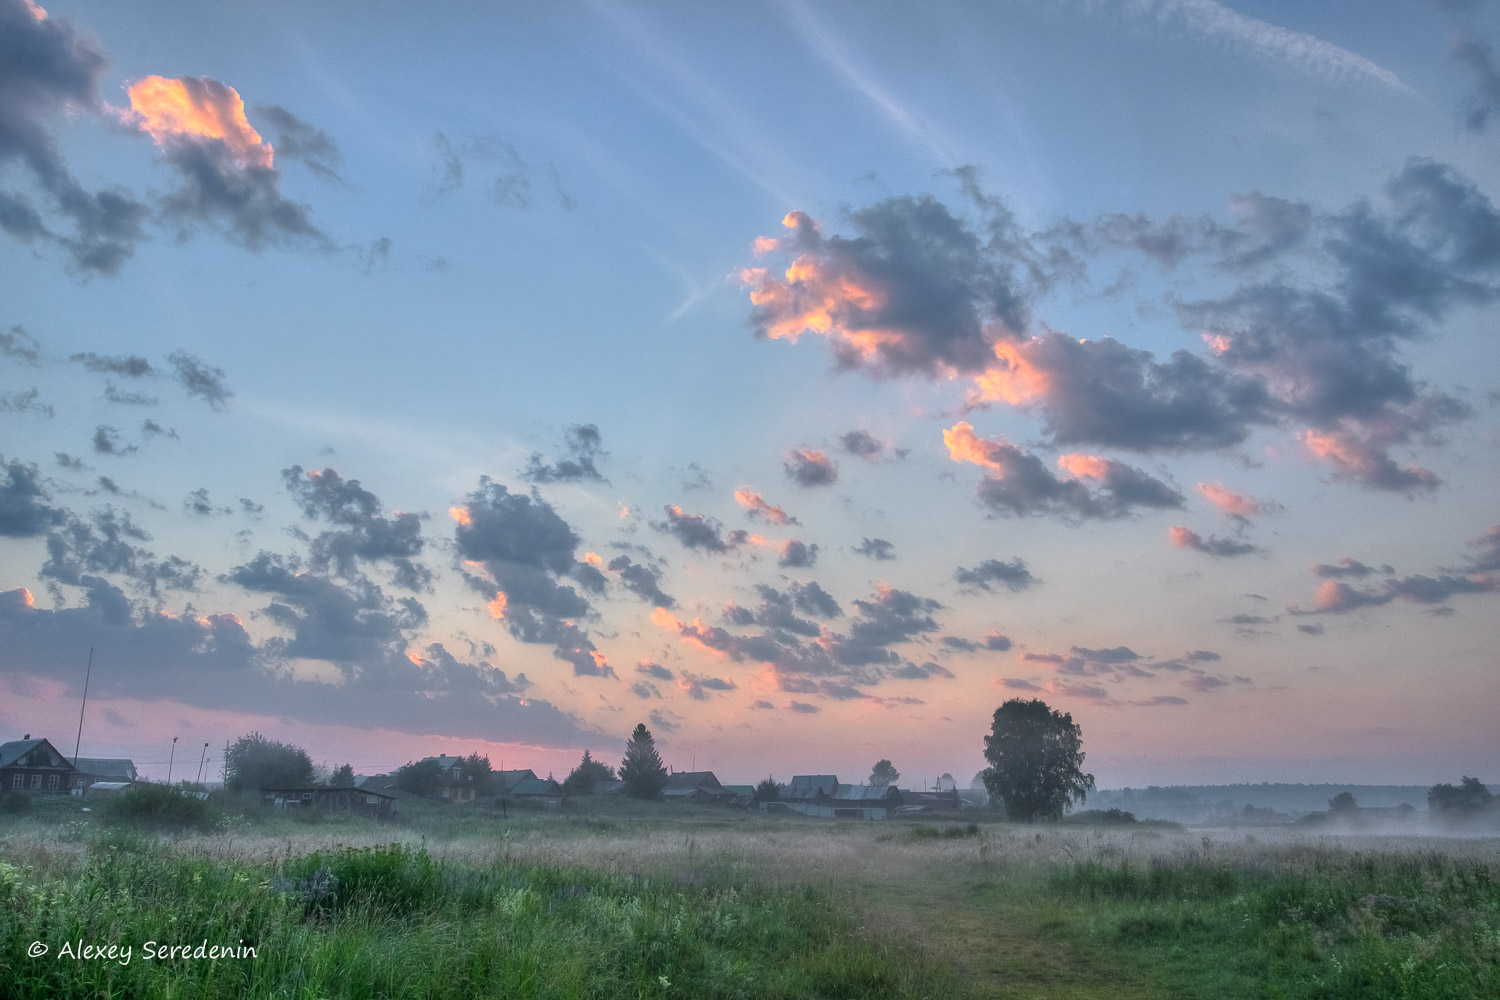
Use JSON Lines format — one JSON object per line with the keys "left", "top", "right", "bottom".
{"left": 618, "top": 724, "right": 668, "bottom": 799}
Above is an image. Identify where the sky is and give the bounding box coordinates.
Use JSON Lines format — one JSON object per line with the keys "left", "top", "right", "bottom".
{"left": 2, "top": 0, "right": 1498, "bottom": 789}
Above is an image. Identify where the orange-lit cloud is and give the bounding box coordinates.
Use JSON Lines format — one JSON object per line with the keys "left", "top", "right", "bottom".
{"left": 1196, "top": 482, "right": 1266, "bottom": 517}
{"left": 734, "top": 487, "right": 795, "bottom": 525}
{"left": 1300, "top": 426, "right": 1438, "bottom": 491}
{"left": 448, "top": 506, "right": 471, "bottom": 525}
{"left": 1057, "top": 453, "right": 1112, "bottom": 480}
{"left": 126, "top": 76, "right": 273, "bottom": 169}
{"left": 487, "top": 593, "right": 508, "bottom": 620}
{"left": 583, "top": 551, "right": 602, "bottom": 567}
{"left": 1168, "top": 526, "right": 1200, "bottom": 549}
{"left": 970, "top": 339, "right": 1051, "bottom": 406}
{"left": 942, "top": 421, "right": 1004, "bottom": 470}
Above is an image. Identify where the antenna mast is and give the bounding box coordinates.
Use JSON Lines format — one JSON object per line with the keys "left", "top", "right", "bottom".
{"left": 72, "top": 646, "right": 94, "bottom": 765}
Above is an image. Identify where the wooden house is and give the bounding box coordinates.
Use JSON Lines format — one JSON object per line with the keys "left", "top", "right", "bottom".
{"left": 662, "top": 770, "right": 726, "bottom": 803}
{"left": 259, "top": 786, "right": 394, "bottom": 817}
{"left": 1, "top": 736, "right": 79, "bottom": 795}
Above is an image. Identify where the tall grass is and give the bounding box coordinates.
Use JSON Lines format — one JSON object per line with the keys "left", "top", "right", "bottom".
{"left": 0, "top": 833, "right": 944, "bottom": 999}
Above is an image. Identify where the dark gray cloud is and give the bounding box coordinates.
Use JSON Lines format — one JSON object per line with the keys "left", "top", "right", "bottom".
{"left": 0, "top": 459, "right": 66, "bottom": 536}
{"left": 282, "top": 465, "right": 430, "bottom": 590}
{"left": 853, "top": 537, "right": 896, "bottom": 560}
{"left": 636, "top": 662, "right": 673, "bottom": 681}
{"left": 1468, "top": 525, "right": 1500, "bottom": 571}
{"left": 140, "top": 419, "right": 175, "bottom": 439}
{"left": 1313, "top": 557, "right": 1392, "bottom": 578}
{"left": 252, "top": 104, "right": 341, "bottom": 181}
{"left": 70, "top": 351, "right": 154, "bottom": 377}
{"left": 184, "top": 487, "right": 230, "bottom": 516}
{"left": 1452, "top": 34, "right": 1500, "bottom": 132}
{"left": 679, "top": 670, "right": 736, "bottom": 700}
{"left": 105, "top": 383, "right": 157, "bottom": 406}
{"left": 789, "top": 580, "right": 841, "bottom": 618}
{"left": 167, "top": 350, "right": 232, "bottom": 408}
{"left": 838, "top": 429, "right": 905, "bottom": 462}
{"left": 606, "top": 554, "right": 675, "bottom": 608}
{"left": 453, "top": 477, "right": 613, "bottom": 676}
{"left": 954, "top": 557, "right": 1037, "bottom": 592}
{"left": 0, "top": 0, "right": 148, "bottom": 273}
{"left": 0, "top": 387, "right": 52, "bottom": 416}
{"left": 778, "top": 539, "right": 818, "bottom": 567}
{"left": 0, "top": 584, "right": 600, "bottom": 746}
{"left": 942, "top": 636, "right": 979, "bottom": 653}
{"left": 1168, "top": 526, "right": 1263, "bottom": 557}
{"left": 743, "top": 195, "right": 1044, "bottom": 376}
{"left": 783, "top": 449, "right": 838, "bottom": 486}
{"left": 984, "top": 633, "right": 1013, "bottom": 651}
{"left": 91, "top": 425, "right": 134, "bottom": 455}
{"left": 788, "top": 701, "right": 820, "bottom": 713}
{"left": 948, "top": 424, "right": 1184, "bottom": 521}
{"left": 522, "top": 423, "right": 607, "bottom": 484}
{"left": 42, "top": 506, "right": 202, "bottom": 597}
{"left": 54, "top": 453, "right": 82, "bottom": 470}
{"left": 2, "top": 325, "right": 40, "bottom": 363}
{"left": 1290, "top": 573, "right": 1499, "bottom": 614}
{"left": 652, "top": 505, "right": 746, "bottom": 553}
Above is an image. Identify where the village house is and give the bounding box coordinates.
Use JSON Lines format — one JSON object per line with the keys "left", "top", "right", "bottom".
{"left": 662, "top": 770, "right": 726, "bottom": 803}
{"left": 419, "top": 754, "right": 477, "bottom": 802}
{"left": 775, "top": 775, "right": 903, "bottom": 820}
{"left": 72, "top": 756, "right": 138, "bottom": 792}
{"left": 259, "top": 786, "right": 395, "bottom": 817}
{"left": 1, "top": 736, "right": 79, "bottom": 795}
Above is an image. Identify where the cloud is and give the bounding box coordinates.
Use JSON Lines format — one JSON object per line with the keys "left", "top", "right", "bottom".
{"left": 452, "top": 477, "right": 611, "bottom": 675}
{"left": 652, "top": 505, "right": 747, "bottom": 553}
{"left": 105, "top": 383, "right": 157, "bottom": 406}
{"left": 1289, "top": 574, "right": 1499, "bottom": 615}
{"left": 121, "top": 75, "right": 324, "bottom": 249}
{"left": 778, "top": 539, "right": 818, "bottom": 567}
{"left": 282, "top": 466, "right": 430, "bottom": 590}
{"left": 942, "top": 636, "right": 979, "bottom": 653}
{"left": 0, "top": 585, "right": 600, "bottom": 746}
{"left": 789, "top": 580, "right": 842, "bottom": 619}
{"left": 944, "top": 422, "right": 1183, "bottom": 520}
{"left": 606, "top": 554, "right": 675, "bottom": 608}
{"left": 167, "top": 350, "right": 232, "bottom": 408}
{"left": 1168, "top": 526, "right": 1263, "bottom": 557}
{"left": 734, "top": 487, "right": 797, "bottom": 524}
{"left": 251, "top": 104, "right": 341, "bottom": 181}
{"left": 636, "top": 662, "right": 673, "bottom": 681}
{"left": 1312, "top": 557, "right": 1392, "bottom": 578}
{"left": 522, "top": 423, "right": 607, "bottom": 484}
{"left": 0, "top": 387, "right": 52, "bottom": 417}
{"left": 788, "top": 701, "right": 820, "bottom": 713}
{"left": 853, "top": 537, "right": 896, "bottom": 560}
{"left": 183, "top": 487, "right": 230, "bottom": 516}
{"left": 783, "top": 448, "right": 838, "bottom": 486}
{"left": 41, "top": 506, "right": 202, "bottom": 597}
{"left": 679, "top": 670, "right": 737, "bottom": 700}
{"left": 999, "top": 678, "right": 1041, "bottom": 691}
{"left": 838, "top": 429, "right": 904, "bottom": 462}
{"left": 953, "top": 557, "right": 1037, "bottom": 592}
{"left": 1197, "top": 482, "right": 1276, "bottom": 518}
{"left": 985, "top": 633, "right": 1013, "bottom": 651}
{"left": 2, "top": 325, "right": 41, "bottom": 363}
{"left": 1452, "top": 33, "right": 1500, "bottom": 132}
{"left": 91, "top": 425, "right": 134, "bottom": 455}
{"left": 0, "top": 0, "right": 148, "bottom": 273}
{"left": 0, "top": 459, "right": 66, "bottom": 536}
{"left": 741, "top": 198, "right": 1044, "bottom": 377}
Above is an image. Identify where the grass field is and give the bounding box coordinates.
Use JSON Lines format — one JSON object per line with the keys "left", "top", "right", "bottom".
{"left": 1, "top": 795, "right": 1497, "bottom": 998}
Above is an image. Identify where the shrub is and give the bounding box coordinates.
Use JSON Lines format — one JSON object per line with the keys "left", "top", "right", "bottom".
{"left": 104, "top": 783, "right": 226, "bottom": 834}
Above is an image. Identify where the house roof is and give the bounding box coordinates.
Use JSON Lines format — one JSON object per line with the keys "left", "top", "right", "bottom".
{"left": 664, "top": 770, "right": 721, "bottom": 790}
{"left": 785, "top": 775, "right": 839, "bottom": 799}
{"left": 73, "top": 757, "right": 136, "bottom": 780}
{"left": 260, "top": 786, "right": 394, "bottom": 799}
{"left": 509, "top": 777, "right": 562, "bottom": 796}
{"left": 834, "top": 783, "right": 903, "bottom": 802}
{"left": 494, "top": 769, "right": 537, "bottom": 786}
{"left": 0, "top": 738, "right": 75, "bottom": 771}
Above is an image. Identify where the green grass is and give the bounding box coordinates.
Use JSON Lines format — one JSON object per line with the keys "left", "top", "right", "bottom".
{"left": 0, "top": 833, "right": 947, "bottom": 1000}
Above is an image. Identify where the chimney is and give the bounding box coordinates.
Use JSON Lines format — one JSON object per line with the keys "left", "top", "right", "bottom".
{"left": 23, "top": 733, "right": 29, "bottom": 740}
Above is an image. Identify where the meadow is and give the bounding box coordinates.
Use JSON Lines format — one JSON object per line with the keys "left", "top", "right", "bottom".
{"left": 1, "top": 794, "right": 1497, "bottom": 999}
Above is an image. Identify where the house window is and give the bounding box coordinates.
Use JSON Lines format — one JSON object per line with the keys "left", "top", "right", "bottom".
{"left": 31, "top": 774, "right": 42, "bottom": 789}
{"left": 10, "top": 775, "right": 21, "bottom": 790}
{"left": 47, "top": 775, "right": 59, "bottom": 790}
{"left": 301, "top": 792, "right": 313, "bottom": 800}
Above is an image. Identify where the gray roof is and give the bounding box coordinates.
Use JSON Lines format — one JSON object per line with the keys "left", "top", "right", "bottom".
{"left": 74, "top": 757, "right": 137, "bottom": 781}
{"left": 664, "top": 770, "right": 722, "bottom": 791}
{"left": 509, "top": 777, "right": 562, "bottom": 796}
{"left": 0, "top": 738, "right": 74, "bottom": 770}
{"left": 834, "top": 783, "right": 903, "bottom": 803}
{"left": 785, "top": 774, "right": 839, "bottom": 800}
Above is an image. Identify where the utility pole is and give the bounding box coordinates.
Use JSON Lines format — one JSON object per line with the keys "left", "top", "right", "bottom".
{"left": 71, "top": 647, "right": 94, "bottom": 766}
{"left": 167, "top": 736, "right": 179, "bottom": 785}
{"left": 194, "top": 742, "right": 210, "bottom": 786}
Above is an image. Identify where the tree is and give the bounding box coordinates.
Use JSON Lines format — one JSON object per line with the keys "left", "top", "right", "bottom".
{"left": 395, "top": 758, "right": 444, "bottom": 798}
{"left": 562, "top": 749, "right": 616, "bottom": 794}
{"left": 755, "top": 776, "right": 781, "bottom": 801}
{"left": 869, "top": 759, "right": 900, "bottom": 786}
{"left": 223, "top": 732, "right": 314, "bottom": 792}
{"left": 981, "top": 699, "right": 1094, "bottom": 822}
{"left": 618, "top": 724, "right": 668, "bottom": 799}
{"left": 1328, "top": 791, "right": 1358, "bottom": 813}
{"left": 462, "top": 752, "right": 496, "bottom": 794}
{"left": 330, "top": 763, "right": 355, "bottom": 787}
{"left": 1429, "top": 776, "right": 1493, "bottom": 815}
